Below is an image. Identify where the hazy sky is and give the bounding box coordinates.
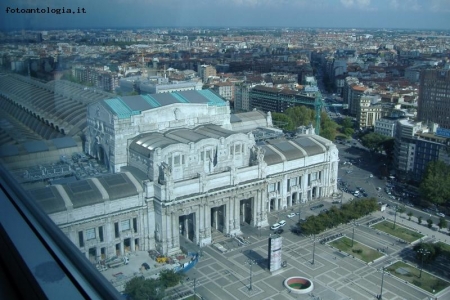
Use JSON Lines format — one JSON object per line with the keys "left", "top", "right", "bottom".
{"left": 1, "top": 0, "right": 450, "bottom": 30}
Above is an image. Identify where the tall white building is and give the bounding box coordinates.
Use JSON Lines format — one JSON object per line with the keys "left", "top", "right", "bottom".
{"left": 32, "top": 90, "right": 339, "bottom": 261}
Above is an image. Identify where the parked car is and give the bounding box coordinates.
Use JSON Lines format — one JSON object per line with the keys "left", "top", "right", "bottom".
{"left": 437, "top": 213, "right": 446, "bottom": 218}
{"left": 274, "top": 228, "right": 284, "bottom": 235}
{"left": 271, "top": 223, "right": 281, "bottom": 230}
{"left": 278, "top": 220, "right": 287, "bottom": 227}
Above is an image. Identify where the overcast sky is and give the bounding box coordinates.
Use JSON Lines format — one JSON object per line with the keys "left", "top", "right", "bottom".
{"left": 1, "top": 0, "right": 450, "bottom": 30}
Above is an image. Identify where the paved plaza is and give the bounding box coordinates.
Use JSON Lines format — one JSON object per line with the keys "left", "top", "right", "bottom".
{"left": 176, "top": 200, "right": 450, "bottom": 300}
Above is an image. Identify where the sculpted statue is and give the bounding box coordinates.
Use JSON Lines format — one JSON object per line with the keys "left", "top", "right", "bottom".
{"left": 160, "top": 162, "right": 172, "bottom": 184}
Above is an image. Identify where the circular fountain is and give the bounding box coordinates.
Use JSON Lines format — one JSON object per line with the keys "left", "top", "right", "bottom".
{"left": 284, "top": 277, "right": 314, "bottom": 294}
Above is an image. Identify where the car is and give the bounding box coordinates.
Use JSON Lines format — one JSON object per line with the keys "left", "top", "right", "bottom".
{"left": 291, "top": 228, "right": 301, "bottom": 235}
{"left": 437, "top": 213, "right": 446, "bottom": 218}
{"left": 270, "top": 223, "right": 281, "bottom": 230}
{"left": 369, "top": 174, "right": 374, "bottom": 178}
{"left": 274, "top": 228, "right": 284, "bottom": 234}
{"left": 287, "top": 213, "right": 296, "bottom": 218}
{"left": 278, "top": 220, "right": 287, "bottom": 227}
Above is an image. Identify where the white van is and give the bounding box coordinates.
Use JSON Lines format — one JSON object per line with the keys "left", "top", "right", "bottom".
{"left": 278, "top": 220, "right": 286, "bottom": 227}
{"left": 353, "top": 190, "right": 360, "bottom": 196}
{"left": 271, "top": 223, "right": 281, "bottom": 230}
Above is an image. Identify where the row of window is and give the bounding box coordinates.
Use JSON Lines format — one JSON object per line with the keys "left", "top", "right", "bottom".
{"left": 78, "top": 218, "right": 138, "bottom": 247}
{"left": 268, "top": 172, "right": 322, "bottom": 193}
{"left": 167, "top": 144, "right": 244, "bottom": 166}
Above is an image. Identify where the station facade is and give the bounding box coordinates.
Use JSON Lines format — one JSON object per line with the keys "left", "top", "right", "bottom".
{"left": 34, "top": 90, "right": 338, "bottom": 261}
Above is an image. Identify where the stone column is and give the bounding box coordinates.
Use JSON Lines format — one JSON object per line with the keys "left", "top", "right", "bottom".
{"left": 120, "top": 241, "right": 124, "bottom": 256}
{"left": 302, "top": 174, "right": 309, "bottom": 202}
{"left": 234, "top": 197, "right": 240, "bottom": 229}
{"left": 184, "top": 218, "right": 189, "bottom": 239}
{"left": 194, "top": 210, "right": 199, "bottom": 245}
{"left": 205, "top": 203, "right": 211, "bottom": 238}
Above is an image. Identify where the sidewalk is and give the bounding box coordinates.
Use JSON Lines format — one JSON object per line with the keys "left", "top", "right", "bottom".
{"left": 379, "top": 208, "right": 450, "bottom": 244}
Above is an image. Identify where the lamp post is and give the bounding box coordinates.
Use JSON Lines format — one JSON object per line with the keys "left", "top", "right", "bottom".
{"left": 418, "top": 248, "right": 430, "bottom": 278}
{"left": 378, "top": 267, "right": 385, "bottom": 299}
{"left": 312, "top": 234, "right": 316, "bottom": 265}
{"left": 351, "top": 220, "right": 356, "bottom": 247}
{"left": 393, "top": 206, "right": 398, "bottom": 229}
{"left": 298, "top": 206, "right": 301, "bottom": 222}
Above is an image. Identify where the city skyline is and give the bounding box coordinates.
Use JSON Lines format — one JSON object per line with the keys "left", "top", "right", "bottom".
{"left": 2, "top": 0, "right": 450, "bottom": 30}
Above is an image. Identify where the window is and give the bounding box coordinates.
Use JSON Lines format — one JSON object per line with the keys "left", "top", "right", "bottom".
{"left": 78, "top": 231, "right": 84, "bottom": 247}
{"left": 99, "top": 226, "right": 104, "bottom": 242}
{"left": 133, "top": 218, "right": 138, "bottom": 233}
{"left": 114, "top": 222, "right": 119, "bottom": 238}
{"left": 268, "top": 183, "right": 276, "bottom": 192}
{"left": 121, "top": 219, "right": 130, "bottom": 231}
{"left": 86, "top": 228, "right": 96, "bottom": 240}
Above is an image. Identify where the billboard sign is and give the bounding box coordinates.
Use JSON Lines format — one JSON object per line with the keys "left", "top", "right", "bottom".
{"left": 268, "top": 236, "right": 282, "bottom": 272}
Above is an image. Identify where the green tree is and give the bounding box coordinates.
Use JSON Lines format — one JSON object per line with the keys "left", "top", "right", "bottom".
{"left": 427, "top": 218, "right": 433, "bottom": 229}
{"left": 159, "top": 269, "right": 183, "bottom": 288}
{"left": 344, "top": 127, "right": 354, "bottom": 137}
{"left": 407, "top": 211, "right": 413, "bottom": 221}
{"left": 413, "top": 243, "right": 437, "bottom": 263}
{"left": 124, "top": 277, "right": 165, "bottom": 300}
{"left": 271, "top": 112, "right": 295, "bottom": 131}
{"left": 419, "top": 160, "right": 450, "bottom": 205}
{"left": 361, "top": 132, "right": 387, "bottom": 152}
{"left": 320, "top": 112, "right": 337, "bottom": 141}
{"left": 381, "top": 138, "right": 395, "bottom": 160}
{"left": 285, "top": 106, "right": 314, "bottom": 127}
{"left": 341, "top": 117, "right": 353, "bottom": 130}
{"left": 438, "top": 217, "right": 448, "bottom": 232}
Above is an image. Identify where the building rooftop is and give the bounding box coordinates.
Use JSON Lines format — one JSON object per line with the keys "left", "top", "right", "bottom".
{"left": 104, "top": 90, "right": 226, "bottom": 119}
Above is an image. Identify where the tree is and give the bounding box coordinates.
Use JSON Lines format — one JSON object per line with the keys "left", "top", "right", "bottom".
{"left": 427, "top": 218, "right": 433, "bottom": 229}
{"left": 419, "top": 160, "right": 450, "bottom": 205}
{"left": 124, "top": 277, "right": 165, "bottom": 300}
{"left": 159, "top": 269, "right": 183, "bottom": 288}
{"left": 271, "top": 112, "right": 295, "bottom": 131}
{"left": 341, "top": 117, "right": 353, "bottom": 130}
{"left": 381, "top": 138, "right": 395, "bottom": 162}
{"left": 413, "top": 243, "right": 437, "bottom": 263}
{"left": 407, "top": 211, "right": 413, "bottom": 221}
{"left": 361, "top": 132, "right": 387, "bottom": 152}
{"left": 418, "top": 216, "right": 422, "bottom": 224}
{"left": 285, "top": 106, "right": 314, "bottom": 128}
{"left": 438, "top": 217, "right": 448, "bottom": 232}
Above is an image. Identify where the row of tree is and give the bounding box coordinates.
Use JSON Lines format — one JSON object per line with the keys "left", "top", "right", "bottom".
{"left": 271, "top": 106, "right": 338, "bottom": 141}
{"left": 299, "top": 198, "right": 379, "bottom": 235}
{"left": 419, "top": 160, "right": 450, "bottom": 206}
{"left": 124, "top": 269, "right": 184, "bottom": 300}
{"left": 413, "top": 242, "right": 450, "bottom": 263}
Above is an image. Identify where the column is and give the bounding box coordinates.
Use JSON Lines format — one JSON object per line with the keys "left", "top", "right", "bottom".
{"left": 172, "top": 213, "right": 177, "bottom": 248}
{"left": 199, "top": 204, "right": 205, "bottom": 239}
{"left": 234, "top": 197, "right": 239, "bottom": 229}
{"left": 120, "top": 241, "right": 124, "bottom": 256}
{"left": 194, "top": 210, "right": 199, "bottom": 245}
{"left": 214, "top": 209, "right": 219, "bottom": 229}
{"left": 205, "top": 203, "right": 211, "bottom": 237}
{"left": 184, "top": 218, "right": 189, "bottom": 239}
{"left": 241, "top": 201, "right": 245, "bottom": 223}
{"left": 302, "top": 174, "right": 309, "bottom": 202}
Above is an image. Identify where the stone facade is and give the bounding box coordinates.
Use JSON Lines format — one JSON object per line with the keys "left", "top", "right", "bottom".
{"left": 44, "top": 90, "right": 338, "bottom": 259}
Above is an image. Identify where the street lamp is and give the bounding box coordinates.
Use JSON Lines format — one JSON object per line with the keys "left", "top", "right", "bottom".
{"left": 393, "top": 206, "right": 398, "bottom": 229}
{"left": 378, "top": 267, "right": 385, "bottom": 300}
{"left": 351, "top": 220, "right": 356, "bottom": 247}
{"left": 312, "top": 234, "right": 316, "bottom": 265}
{"left": 418, "top": 248, "right": 430, "bottom": 278}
